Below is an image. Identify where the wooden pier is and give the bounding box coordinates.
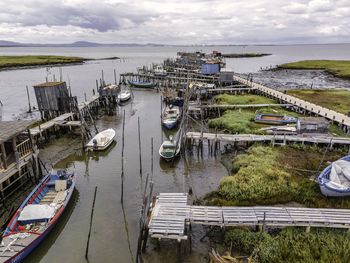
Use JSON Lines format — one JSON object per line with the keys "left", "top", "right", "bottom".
{"left": 186, "top": 132, "right": 350, "bottom": 147}
{"left": 233, "top": 75, "right": 350, "bottom": 133}
{"left": 146, "top": 193, "right": 350, "bottom": 243}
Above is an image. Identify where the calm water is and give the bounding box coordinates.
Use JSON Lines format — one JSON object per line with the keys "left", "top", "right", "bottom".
{"left": 1, "top": 44, "right": 350, "bottom": 262}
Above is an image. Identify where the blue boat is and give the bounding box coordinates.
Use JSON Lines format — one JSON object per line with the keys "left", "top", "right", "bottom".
{"left": 318, "top": 156, "right": 350, "bottom": 197}
{"left": 127, "top": 80, "right": 157, "bottom": 89}
{"left": 254, "top": 114, "right": 297, "bottom": 125}
{"left": 0, "top": 170, "right": 76, "bottom": 262}
{"left": 162, "top": 105, "right": 180, "bottom": 129}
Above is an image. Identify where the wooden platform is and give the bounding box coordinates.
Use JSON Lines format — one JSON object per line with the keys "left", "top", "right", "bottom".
{"left": 234, "top": 75, "right": 350, "bottom": 132}
{"left": 148, "top": 193, "right": 350, "bottom": 241}
{"left": 186, "top": 132, "right": 350, "bottom": 146}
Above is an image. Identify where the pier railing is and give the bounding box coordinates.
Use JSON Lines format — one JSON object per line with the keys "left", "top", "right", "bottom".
{"left": 16, "top": 139, "right": 32, "bottom": 159}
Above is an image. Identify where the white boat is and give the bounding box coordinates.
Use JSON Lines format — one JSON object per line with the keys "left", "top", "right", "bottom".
{"left": 159, "top": 136, "right": 180, "bottom": 161}
{"left": 86, "top": 128, "right": 116, "bottom": 151}
{"left": 154, "top": 65, "right": 167, "bottom": 76}
{"left": 318, "top": 156, "right": 350, "bottom": 197}
{"left": 118, "top": 89, "right": 131, "bottom": 102}
{"left": 162, "top": 105, "right": 181, "bottom": 129}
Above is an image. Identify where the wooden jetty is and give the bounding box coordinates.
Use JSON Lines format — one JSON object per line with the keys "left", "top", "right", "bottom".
{"left": 233, "top": 75, "right": 350, "bottom": 133}
{"left": 186, "top": 132, "right": 350, "bottom": 148}
{"left": 142, "top": 193, "right": 350, "bottom": 259}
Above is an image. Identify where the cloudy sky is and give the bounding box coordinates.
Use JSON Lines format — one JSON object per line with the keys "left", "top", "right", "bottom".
{"left": 0, "top": 0, "right": 349, "bottom": 44}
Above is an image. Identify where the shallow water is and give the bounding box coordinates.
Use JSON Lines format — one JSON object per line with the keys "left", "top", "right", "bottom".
{"left": 23, "top": 90, "right": 227, "bottom": 263}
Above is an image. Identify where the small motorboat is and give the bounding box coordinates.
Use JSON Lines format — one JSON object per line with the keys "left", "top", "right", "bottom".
{"left": 86, "top": 128, "right": 116, "bottom": 151}
{"left": 117, "top": 89, "right": 131, "bottom": 102}
{"left": 162, "top": 105, "right": 181, "bottom": 129}
{"left": 254, "top": 114, "right": 297, "bottom": 125}
{"left": 318, "top": 156, "right": 350, "bottom": 197}
{"left": 127, "top": 80, "right": 157, "bottom": 89}
{"left": 0, "top": 170, "right": 76, "bottom": 263}
{"left": 159, "top": 136, "right": 180, "bottom": 161}
{"left": 154, "top": 65, "right": 167, "bottom": 76}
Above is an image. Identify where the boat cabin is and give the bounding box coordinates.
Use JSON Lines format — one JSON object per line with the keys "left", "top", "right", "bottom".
{"left": 0, "top": 120, "right": 39, "bottom": 203}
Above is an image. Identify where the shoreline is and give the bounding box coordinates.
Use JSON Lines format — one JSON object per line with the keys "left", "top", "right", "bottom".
{"left": 0, "top": 55, "right": 120, "bottom": 72}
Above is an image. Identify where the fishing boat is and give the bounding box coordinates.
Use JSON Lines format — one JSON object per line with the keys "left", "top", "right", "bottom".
{"left": 86, "top": 128, "right": 116, "bottom": 151}
{"left": 0, "top": 170, "right": 76, "bottom": 263}
{"left": 159, "top": 136, "right": 180, "bottom": 161}
{"left": 127, "top": 80, "right": 157, "bottom": 89}
{"left": 154, "top": 65, "right": 167, "bottom": 76}
{"left": 117, "top": 88, "right": 131, "bottom": 102}
{"left": 318, "top": 156, "right": 350, "bottom": 197}
{"left": 162, "top": 105, "right": 181, "bottom": 129}
{"left": 254, "top": 114, "right": 297, "bottom": 125}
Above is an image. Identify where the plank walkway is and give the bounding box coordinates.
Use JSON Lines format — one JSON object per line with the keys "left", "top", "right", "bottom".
{"left": 233, "top": 75, "right": 350, "bottom": 132}
{"left": 188, "top": 103, "right": 292, "bottom": 111}
{"left": 30, "top": 95, "right": 100, "bottom": 137}
{"left": 186, "top": 132, "right": 350, "bottom": 146}
{"left": 148, "top": 193, "right": 350, "bottom": 240}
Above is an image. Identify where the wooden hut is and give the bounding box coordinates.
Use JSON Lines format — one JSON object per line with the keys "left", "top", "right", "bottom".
{"left": 0, "top": 120, "right": 40, "bottom": 205}
{"left": 33, "top": 81, "right": 72, "bottom": 120}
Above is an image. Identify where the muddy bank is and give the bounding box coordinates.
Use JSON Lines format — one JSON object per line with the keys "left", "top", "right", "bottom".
{"left": 246, "top": 69, "right": 350, "bottom": 90}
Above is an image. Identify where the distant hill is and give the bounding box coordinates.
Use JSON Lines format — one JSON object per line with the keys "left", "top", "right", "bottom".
{"left": 0, "top": 40, "right": 165, "bottom": 47}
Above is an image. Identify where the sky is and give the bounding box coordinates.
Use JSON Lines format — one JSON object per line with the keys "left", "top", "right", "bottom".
{"left": 0, "top": 0, "right": 349, "bottom": 45}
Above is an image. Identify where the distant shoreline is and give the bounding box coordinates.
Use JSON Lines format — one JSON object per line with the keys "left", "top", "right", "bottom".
{"left": 222, "top": 53, "right": 271, "bottom": 58}
{"left": 0, "top": 55, "right": 120, "bottom": 71}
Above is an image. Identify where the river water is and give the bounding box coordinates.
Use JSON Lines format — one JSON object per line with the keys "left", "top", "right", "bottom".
{"left": 1, "top": 44, "right": 350, "bottom": 262}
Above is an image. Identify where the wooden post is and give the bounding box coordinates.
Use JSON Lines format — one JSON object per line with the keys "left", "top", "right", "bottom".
{"left": 85, "top": 186, "right": 98, "bottom": 260}
{"left": 114, "top": 69, "right": 117, "bottom": 84}
{"left": 26, "top": 86, "right": 32, "bottom": 113}
{"left": 138, "top": 117, "right": 142, "bottom": 179}
{"left": 121, "top": 109, "right": 125, "bottom": 204}
{"left": 1, "top": 143, "right": 7, "bottom": 169}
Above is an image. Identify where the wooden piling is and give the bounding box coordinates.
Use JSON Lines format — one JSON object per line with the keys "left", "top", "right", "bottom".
{"left": 121, "top": 109, "right": 126, "bottom": 204}
{"left": 85, "top": 186, "right": 98, "bottom": 260}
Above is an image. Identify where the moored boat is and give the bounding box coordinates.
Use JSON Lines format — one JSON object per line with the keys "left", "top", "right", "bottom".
{"left": 86, "top": 128, "right": 116, "bottom": 151}
{"left": 318, "top": 156, "right": 350, "bottom": 197}
{"left": 117, "top": 89, "right": 131, "bottom": 102}
{"left": 0, "top": 170, "right": 76, "bottom": 263}
{"left": 127, "top": 80, "right": 157, "bottom": 89}
{"left": 254, "top": 114, "right": 297, "bottom": 125}
{"left": 162, "top": 105, "right": 180, "bottom": 129}
{"left": 159, "top": 136, "right": 180, "bottom": 161}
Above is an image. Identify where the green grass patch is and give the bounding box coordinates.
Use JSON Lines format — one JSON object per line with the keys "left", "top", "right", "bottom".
{"left": 0, "top": 55, "right": 85, "bottom": 69}
{"left": 225, "top": 227, "right": 350, "bottom": 263}
{"left": 208, "top": 108, "right": 299, "bottom": 134}
{"left": 279, "top": 60, "right": 350, "bottom": 79}
{"left": 287, "top": 89, "right": 350, "bottom": 114}
{"left": 206, "top": 145, "right": 350, "bottom": 208}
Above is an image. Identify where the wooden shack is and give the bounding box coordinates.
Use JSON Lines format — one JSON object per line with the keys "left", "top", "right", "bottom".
{"left": 33, "top": 81, "right": 72, "bottom": 120}
{"left": 297, "top": 117, "right": 330, "bottom": 134}
{"left": 0, "top": 120, "right": 40, "bottom": 205}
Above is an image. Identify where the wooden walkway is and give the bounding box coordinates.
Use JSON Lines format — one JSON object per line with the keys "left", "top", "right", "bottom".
{"left": 148, "top": 193, "right": 350, "bottom": 240}
{"left": 188, "top": 103, "right": 292, "bottom": 111}
{"left": 30, "top": 95, "right": 100, "bottom": 137}
{"left": 233, "top": 75, "right": 350, "bottom": 133}
{"left": 186, "top": 132, "right": 350, "bottom": 146}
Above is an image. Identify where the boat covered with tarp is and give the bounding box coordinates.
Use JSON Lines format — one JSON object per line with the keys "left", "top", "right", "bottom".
{"left": 318, "top": 156, "right": 350, "bottom": 197}
{"left": 254, "top": 114, "right": 297, "bottom": 125}
{"left": 162, "top": 105, "right": 181, "bottom": 129}
{"left": 0, "top": 170, "right": 76, "bottom": 263}
{"left": 127, "top": 80, "right": 157, "bottom": 89}
{"left": 159, "top": 136, "right": 180, "bottom": 161}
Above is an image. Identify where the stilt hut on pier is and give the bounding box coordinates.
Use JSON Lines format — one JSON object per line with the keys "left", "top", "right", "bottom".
{"left": 0, "top": 120, "right": 41, "bottom": 206}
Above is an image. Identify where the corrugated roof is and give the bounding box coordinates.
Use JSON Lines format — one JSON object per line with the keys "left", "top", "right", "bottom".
{"left": 0, "top": 120, "right": 36, "bottom": 143}
{"left": 33, "top": 81, "right": 65, "bottom": 88}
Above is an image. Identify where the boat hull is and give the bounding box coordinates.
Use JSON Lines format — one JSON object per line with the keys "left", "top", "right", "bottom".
{"left": 127, "top": 80, "right": 157, "bottom": 89}
{"left": 162, "top": 120, "right": 177, "bottom": 129}
{"left": 1, "top": 174, "right": 76, "bottom": 263}
{"left": 86, "top": 129, "right": 116, "bottom": 151}
{"left": 318, "top": 155, "right": 350, "bottom": 197}
{"left": 254, "top": 114, "right": 297, "bottom": 125}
